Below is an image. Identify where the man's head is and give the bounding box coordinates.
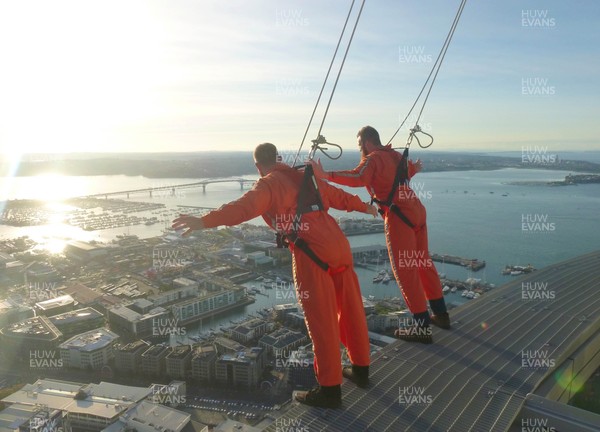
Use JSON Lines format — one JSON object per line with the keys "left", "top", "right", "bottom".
{"left": 254, "top": 142, "right": 278, "bottom": 176}
{"left": 357, "top": 126, "right": 382, "bottom": 156}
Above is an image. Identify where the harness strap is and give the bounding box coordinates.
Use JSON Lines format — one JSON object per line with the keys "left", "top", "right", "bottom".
{"left": 285, "top": 235, "right": 347, "bottom": 275}
{"left": 389, "top": 204, "right": 416, "bottom": 229}
{"left": 276, "top": 165, "right": 346, "bottom": 275}
{"left": 371, "top": 147, "right": 415, "bottom": 229}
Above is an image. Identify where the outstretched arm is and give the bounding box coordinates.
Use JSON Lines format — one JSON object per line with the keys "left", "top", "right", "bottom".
{"left": 172, "top": 180, "right": 273, "bottom": 236}
{"left": 319, "top": 180, "right": 378, "bottom": 217}
{"left": 309, "top": 157, "right": 374, "bottom": 188}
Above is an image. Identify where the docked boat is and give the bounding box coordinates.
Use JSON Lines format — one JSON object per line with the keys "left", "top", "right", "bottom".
{"left": 381, "top": 272, "right": 391, "bottom": 284}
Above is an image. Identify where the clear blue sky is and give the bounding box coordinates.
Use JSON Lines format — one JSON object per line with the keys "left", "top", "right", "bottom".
{"left": 0, "top": 0, "right": 598, "bottom": 155}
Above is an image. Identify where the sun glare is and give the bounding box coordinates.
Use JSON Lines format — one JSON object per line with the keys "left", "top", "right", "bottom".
{"left": 0, "top": 1, "right": 168, "bottom": 153}
{"left": 34, "top": 173, "right": 87, "bottom": 201}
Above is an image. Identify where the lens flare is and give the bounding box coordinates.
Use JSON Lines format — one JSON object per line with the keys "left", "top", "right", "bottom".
{"left": 554, "top": 368, "right": 586, "bottom": 394}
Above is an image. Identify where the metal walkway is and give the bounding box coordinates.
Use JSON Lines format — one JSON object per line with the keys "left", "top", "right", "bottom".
{"left": 264, "top": 250, "right": 600, "bottom": 431}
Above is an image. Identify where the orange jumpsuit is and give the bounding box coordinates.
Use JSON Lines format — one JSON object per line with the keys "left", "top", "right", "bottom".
{"left": 329, "top": 145, "right": 443, "bottom": 315}
{"left": 200, "top": 163, "right": 371, "bottom": 386}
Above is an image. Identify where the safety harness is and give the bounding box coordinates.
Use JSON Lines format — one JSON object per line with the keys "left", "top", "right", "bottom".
{"left": 276, "top": 164, "right": 347, "bottom": 275}
{"left": 370, "top": 147, "right": 416, "bottom": 229}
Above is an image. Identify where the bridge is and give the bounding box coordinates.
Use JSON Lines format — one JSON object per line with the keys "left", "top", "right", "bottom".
{"left": 263, "top": 250, "right": 600, "bottom": 431}
{"left": 85, "top": 178, "right": 256, "bottom": 199}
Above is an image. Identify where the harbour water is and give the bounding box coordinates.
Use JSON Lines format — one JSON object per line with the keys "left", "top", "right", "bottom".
{"left": 2, "top": 167, "right": 600, "bottom": 337}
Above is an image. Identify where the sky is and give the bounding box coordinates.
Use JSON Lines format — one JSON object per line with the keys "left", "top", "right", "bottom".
{"left": 0, "top": 0, "right": 599, "bottom": 156}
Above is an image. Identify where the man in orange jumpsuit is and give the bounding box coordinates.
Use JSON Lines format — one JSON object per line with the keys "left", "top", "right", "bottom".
{"left": 310, "top": 126, "right": 450, "bottom": 344}
{"left": 173, "top": 143, "right": 375, "bottom": 408}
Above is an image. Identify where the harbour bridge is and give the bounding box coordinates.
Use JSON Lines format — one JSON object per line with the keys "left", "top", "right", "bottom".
{"left": 85, "top": 178, "right": 256, "bottom": 199}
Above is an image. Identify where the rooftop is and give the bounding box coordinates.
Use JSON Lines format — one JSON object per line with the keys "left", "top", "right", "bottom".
{"left": 1, "top": 379, "right": 151, "bottom": 420}
{"left": 58, "top": 327, "right": 119, "bottom": 351}
{"left": 263, "top": 250, "right": 600, "bottom": 431}
{"left": 35, "top": 294, "right": 74, "bottom": 310}
{"left": 220, "top": 347, "right": 264, "bottom": 364}
{"left": 102, "top": 400, "right": 190, "bottom": 432}
{"left": 49, "top": 307, "right": 103, "bottom": 326}
{"left": 1, "top": 316, "right": 61, "bottom": 340}
{"left": 115, "top": 340, "right": 150, "bottom": 354}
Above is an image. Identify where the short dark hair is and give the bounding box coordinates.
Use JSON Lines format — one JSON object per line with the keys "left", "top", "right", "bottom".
{"left": 254, "top": 142, "right": 278, "bottom": 166}
{"left": 357, "top": 126, "right": 382, "bottom": 147}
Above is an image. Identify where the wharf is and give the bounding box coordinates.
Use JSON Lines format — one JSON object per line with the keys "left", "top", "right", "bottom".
{"left": 431, "top": 253, "right": 486, "bottom": 271}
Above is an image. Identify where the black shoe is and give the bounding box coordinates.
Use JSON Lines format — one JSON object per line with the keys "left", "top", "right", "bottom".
{"left": 394, "top": 325, "right": 433, "bottom": 344}
{"left": 430, "top": 312, "right": 451, "bottom": 330}
{"left": 295, "top": 385, "right": 342, "bottom": 409}
{"left": 342, "top": 365, "right": 369, "bottom": 388}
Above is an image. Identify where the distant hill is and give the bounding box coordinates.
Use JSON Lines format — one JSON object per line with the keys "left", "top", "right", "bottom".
{"left": 3, "top": 151, "right": 600, "bottom": 178}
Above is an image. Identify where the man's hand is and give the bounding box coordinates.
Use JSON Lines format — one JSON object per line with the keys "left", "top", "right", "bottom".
{"left": 172, "top": 214, "right": 205, "bottom": 237}
{"left": 365, "top": 203, "right": 379, "bottom": 218}
{"left": 308, "top": 159, "right": 328, "bottom": 180}
{"left": 413, "top": 159, "right": 423, "bottom": 174}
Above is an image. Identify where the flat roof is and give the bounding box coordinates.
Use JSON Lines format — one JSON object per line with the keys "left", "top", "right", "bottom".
{"left": 1, "top": 316, "right": 61, "bottom": 340}
{"left": 58, "top": 327, "right": 118, "bottom": 351}
{"left": 103, "top": 400, "right": 190, "bottom": 432}
{"left": 167, "top": 345, "right": 192, "bottom": 360}
{"left": 115, "top": 340, "right": 150, "bottom": 354}
{"left": 1, "top": 379, "right": 150, "bottom": 420}
{"left": 35, "top": 294, "right": 74, "bottom": 310}
{"left": 49, "top": 307, "right": 103, "bottom": 326}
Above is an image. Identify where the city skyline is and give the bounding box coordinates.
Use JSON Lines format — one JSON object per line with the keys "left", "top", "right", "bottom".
{"left": 0, "top": 0, "right": 598, "bottom": 157}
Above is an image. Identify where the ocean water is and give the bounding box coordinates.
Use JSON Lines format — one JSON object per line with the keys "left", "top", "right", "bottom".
{"left": 1, "top": 168, "right": 599, "bottom": 292}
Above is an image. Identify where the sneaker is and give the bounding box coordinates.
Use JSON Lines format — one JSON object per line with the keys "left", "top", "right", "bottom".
{"left": 295, "top": 385, "right": 342, "bottom": 409}
{"left": 342, "top": 365, "right": 369, "bottom": 388}
{"left": 430, "top": 312, "right": 451, "bottom": 330}
{"left": 394, "top": 325, "right": 433, "bottom": 344}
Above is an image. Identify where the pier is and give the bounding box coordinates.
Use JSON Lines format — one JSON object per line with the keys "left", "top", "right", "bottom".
{"left": 351, "top": 246, "right": 486, "bottom": 272}
{"left": 431, "top": 252, "right": 486, "bottom": 271}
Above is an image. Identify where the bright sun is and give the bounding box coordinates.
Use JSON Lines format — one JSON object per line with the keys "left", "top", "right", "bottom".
{"left": 0, "top": 1, "right": 167, "bottom": 154}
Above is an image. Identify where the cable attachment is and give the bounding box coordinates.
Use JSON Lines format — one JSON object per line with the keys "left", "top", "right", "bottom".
{"left": 407, "top": 124, "right": 434, "bottom": 149}
{"left": 308, "top": 135, "right": 343, "bottom": 161}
